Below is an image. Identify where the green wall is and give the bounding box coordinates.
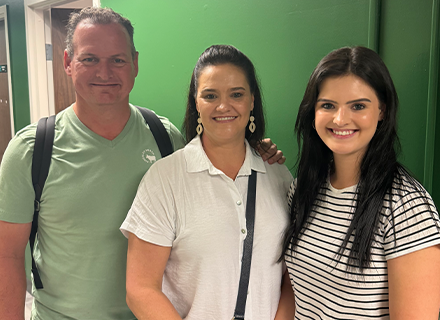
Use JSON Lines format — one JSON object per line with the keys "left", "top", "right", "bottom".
{"left": 102, "top": 0, "right": 377, "bottom": 173}
{"left": 102, "top": 0, "right": 439, "bottom": 201}
{"left": 0, "top": 0, "right": 30, "bottom": 131}
{"left": 380, "top": 0, "right": 439, "bottom": 194}
{"left": 3, "top": 0, "right": 439, "bottom": 203}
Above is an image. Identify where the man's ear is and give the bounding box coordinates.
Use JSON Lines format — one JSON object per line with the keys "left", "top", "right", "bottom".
{"left": 64, "top": 50, "right": 72, "bottom": 77}
{"left": 133, "top": 51, "right": 139, "bottom": 77}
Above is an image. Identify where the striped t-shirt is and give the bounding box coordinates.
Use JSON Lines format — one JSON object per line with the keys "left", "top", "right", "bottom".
{"left": 285, "top": 171, "right": 440, "bottom": 319}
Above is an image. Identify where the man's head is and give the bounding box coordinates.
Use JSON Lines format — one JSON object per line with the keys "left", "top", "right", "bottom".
{"left": 65, "top": 7, "right": 136, "bottom": 59}
{"left": 63, "top": 7, "right": 139, "bottom": 108}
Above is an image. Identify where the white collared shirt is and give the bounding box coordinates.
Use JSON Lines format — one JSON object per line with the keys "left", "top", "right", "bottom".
{"left": 121, "top": 136, "right": 292, "bottom": 319}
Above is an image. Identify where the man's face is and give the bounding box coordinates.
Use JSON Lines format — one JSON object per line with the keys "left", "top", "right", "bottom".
{"left": 64, "top": 22, "right": 138, "bottom": 108}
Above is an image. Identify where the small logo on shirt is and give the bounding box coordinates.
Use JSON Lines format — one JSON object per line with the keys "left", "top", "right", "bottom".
{"left": 142, "top": 149, "right": 156, "bottom": 164}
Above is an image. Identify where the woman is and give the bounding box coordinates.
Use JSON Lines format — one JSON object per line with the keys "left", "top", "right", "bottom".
{"left": 121, "top": 45, "right": 293, "bottom": 319}
{"left": 283, "top": 46, "right": 440, "bottom": 319}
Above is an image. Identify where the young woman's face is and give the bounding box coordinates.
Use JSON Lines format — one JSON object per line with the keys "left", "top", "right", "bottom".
{"left": 196, "top": 63, "right": 254, "bottom": 146}
{"left": 314, "top": 74, "right": 384, "bottom": 161}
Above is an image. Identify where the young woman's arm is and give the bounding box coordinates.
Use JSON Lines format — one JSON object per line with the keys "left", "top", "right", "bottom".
{"left": 387, "top": 244, "right": 440, "bottom": 320}
{"left": 274, "top": 271, "right": 296, "bottom": 320}
{"left": 126, "top": 233, "right": 182, "bottom": 320}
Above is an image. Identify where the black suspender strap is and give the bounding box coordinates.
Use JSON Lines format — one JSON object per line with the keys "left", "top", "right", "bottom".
{"left": 135, "top": 106, "right": 173, "bottom": 158}
{"left": 30, "top": 115, "right": 56, "bottom": 289}
{"left": 233, "top": 169, "right": 257, "bottom": 320}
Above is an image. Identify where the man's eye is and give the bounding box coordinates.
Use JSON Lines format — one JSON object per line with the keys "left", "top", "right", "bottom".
{"left": 114, "top": 58, "right": 126, "bottom": 64}
{"left": 82, "top": 58, "right": 97, "bottom": 64}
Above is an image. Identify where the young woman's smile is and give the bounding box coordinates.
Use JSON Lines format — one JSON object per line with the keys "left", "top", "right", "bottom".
{"left": 314, "top": 74, "right": 383, "bottom": 161}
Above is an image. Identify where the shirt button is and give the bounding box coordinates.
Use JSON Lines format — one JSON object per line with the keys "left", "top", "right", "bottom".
{"left": 236, "top": 200, "right": 242, "bottom": 205}
{"left": 241, "top": 229, "right": 246, "bottom": 234}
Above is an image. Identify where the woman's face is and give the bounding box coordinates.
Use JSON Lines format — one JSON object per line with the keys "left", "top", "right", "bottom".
{"left": 196, "top": 63, "right": 254, "bottom": 147}
{"left": 314, "top": 74, "right": 384, "bottom": 162}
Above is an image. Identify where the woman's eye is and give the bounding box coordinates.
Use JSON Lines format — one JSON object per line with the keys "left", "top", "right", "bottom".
{"left": 352, "top": 104, "right": 365, "bottom": 110}
{"left": 321, "top": 103, "right": 334, "bottom": 109}
{"left": 204, "top": 94, "right": 216, "bottom": 100}
{"left": 232, "top": 92, "right": 243, "bottom": 98}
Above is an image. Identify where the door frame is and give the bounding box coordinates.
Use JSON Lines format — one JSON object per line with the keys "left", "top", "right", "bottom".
{"left": 0, "top": 5, "right": 15, "bottom": 136}
{"left": 24, "top": 0, "right": 99, "bottom": 123}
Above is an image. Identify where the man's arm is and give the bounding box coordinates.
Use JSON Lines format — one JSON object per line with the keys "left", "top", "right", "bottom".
{"left": 257, "top": 138, "right": 286, "bottom": 164}
{"left": 126, "top": 233, "right": 182, "bottom": 320}
{"left": 0, "top": 221, "right": 31, "bottom": 320}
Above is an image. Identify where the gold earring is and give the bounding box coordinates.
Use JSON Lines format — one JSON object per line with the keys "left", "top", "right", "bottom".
{"left": 196, "top": 113, "right": 203, "bottom": 135}
{"left": 249, "top": 112, "right": 256, "bottom": 133}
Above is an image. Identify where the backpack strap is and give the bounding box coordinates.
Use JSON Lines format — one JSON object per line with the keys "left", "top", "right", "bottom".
{"left": 135, "top": 106, "right": 173, "bottom": 158}
{"left": 30, "top": 115, "right": 56, "bottom": 289}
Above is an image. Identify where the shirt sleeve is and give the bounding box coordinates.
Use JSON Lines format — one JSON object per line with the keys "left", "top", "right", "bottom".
{"left": 0, "top": 131, "right": 36, "bottom": 223}
{"left": 287, "top": 179, "right": 296, "bottom": 209}
{"left": 382, "top": 186, "right": 440, "bottom": 260}
{"left": 120, "top": 160, "right": 177, "bottom": 247}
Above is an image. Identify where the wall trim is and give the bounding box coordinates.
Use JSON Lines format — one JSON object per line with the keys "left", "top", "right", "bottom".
{"left": 367, "top": 0, "right": 381, "bottom": 52}
{"left": 424, "top": 0, "right": 439, "bottom": 192}
{"left": 0, "top": 5, "right": 15, "bottom": 136}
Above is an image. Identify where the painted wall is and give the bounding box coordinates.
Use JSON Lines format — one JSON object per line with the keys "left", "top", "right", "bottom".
{"left": 0, "top": 0, "right": 30, "bottom": 131}
{"left": 101, "top": 0, "right": 376, "bottom": 173}
{"left": 380, "top": 0, "right": 439, "bottom": 194}
{"left": 3, "top": 0, "right": 439, "bottom": 203}
{"left": 102, "top": 0, "right": 439, "bottom": 203}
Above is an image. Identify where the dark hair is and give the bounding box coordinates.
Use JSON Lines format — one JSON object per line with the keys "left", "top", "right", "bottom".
{"left": 182, "top": 45, "right": 265, "bottom": 147}
{"left": 283, "top": 46, "right": 403, "bottom": 269}
{"left": 66, "top": 7, "right": 136, "bottom": 58}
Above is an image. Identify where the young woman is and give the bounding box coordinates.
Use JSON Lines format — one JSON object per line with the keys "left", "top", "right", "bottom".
{"left": 283, "top": 46, "right": 440, "bottom": 319}
{"left": 121, "top": 45, "right": 292, "bottom": 319}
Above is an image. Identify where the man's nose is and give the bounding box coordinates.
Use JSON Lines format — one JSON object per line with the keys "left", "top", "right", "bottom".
{"left": 96, "top": 61, "right": 113, "bottom": 80}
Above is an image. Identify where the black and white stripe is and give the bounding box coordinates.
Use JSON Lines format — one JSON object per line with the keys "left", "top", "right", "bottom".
{"left": 285, "top": 172, "right": 440, "bottom": 319}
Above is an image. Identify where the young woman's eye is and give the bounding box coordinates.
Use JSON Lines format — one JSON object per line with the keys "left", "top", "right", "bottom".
{"left": 352, "top": 104, "right": 365, "bottom": 111}
{"left": 321, "top": 103, "right": 334, "bottom": 110}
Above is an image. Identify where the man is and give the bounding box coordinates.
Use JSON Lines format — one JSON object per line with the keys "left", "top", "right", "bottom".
{"left": 0, "top": 7, "right": 283, "bottom": 320}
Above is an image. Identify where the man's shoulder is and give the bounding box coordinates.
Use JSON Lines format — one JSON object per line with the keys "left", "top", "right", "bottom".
{"left": 131, "top": 105, "right": 185, "bottom": 151}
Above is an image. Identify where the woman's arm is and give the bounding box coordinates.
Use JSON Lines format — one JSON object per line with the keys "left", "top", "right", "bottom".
{"left": 274, "top": 271, "right": 296, "bottom": 320}
{"left": 387, "top": 244, "right": 440, "bottom": 320}
{"left": 126, "top": 232, "right": 182, "bottom": 320}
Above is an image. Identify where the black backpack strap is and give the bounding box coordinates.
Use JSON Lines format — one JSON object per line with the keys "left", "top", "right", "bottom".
{"left": 136, "top": 106, "right": 173, "bottom": 158}
{"left": 30, "top": 115, "right": 56, "bottom": 289}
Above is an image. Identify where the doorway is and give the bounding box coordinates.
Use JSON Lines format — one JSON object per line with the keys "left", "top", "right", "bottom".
{"left": 24, "top": 0, "right": 97, "bottom": 122}
{"left": 0, "top": 6, "right": 14, "bottom": 164}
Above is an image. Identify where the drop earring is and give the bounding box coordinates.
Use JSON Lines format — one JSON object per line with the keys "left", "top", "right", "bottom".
{"left": 196, "top": 113, "right": 203, "bottom": 135}
{"left": 249, "top": 112, "right": 256, "bottom": 133}
{"left": 312, "top": 120, "right": 315, "bottom": 129}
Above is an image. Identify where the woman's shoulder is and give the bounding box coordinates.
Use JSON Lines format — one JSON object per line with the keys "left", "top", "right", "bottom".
{"left": 384, "top": 165, "right": 438, "bottom": 221}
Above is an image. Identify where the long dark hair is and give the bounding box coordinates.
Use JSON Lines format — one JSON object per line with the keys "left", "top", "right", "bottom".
{"left": 182, "top": 45, "right": 265, "bottom": 147}
{"left": 283, "top": 46, "right": 403, "bottom": 269}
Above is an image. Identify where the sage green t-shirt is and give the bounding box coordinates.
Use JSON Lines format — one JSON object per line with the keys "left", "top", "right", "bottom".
{"left": 0, "top": 105, "right": 185, "bottom": 319}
